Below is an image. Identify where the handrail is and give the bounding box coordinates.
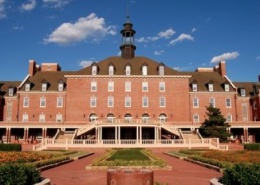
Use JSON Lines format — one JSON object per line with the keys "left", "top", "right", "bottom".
{"left": 196, "top": 129, "right": 203, "bottom": 139}
{"left": 53, "top": 129, "right": 60, "bottom": 140}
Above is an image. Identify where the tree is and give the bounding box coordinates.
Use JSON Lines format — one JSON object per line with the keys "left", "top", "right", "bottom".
{"left": 199, "top": 105, "right": 231, "bottom": 142}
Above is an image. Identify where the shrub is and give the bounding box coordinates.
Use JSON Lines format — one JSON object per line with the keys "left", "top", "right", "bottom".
{"left": 244, "top": 143, "right": 260, "bottom": 151}
{"left": 0, "top": 144, "right": 21, "bottom": 151}
{"left": 220, "top": 163, "right": 260, "bottom": 185}
{"left": 31, "top": 156, "right": 70, "bottom": 168}
{"left": 188, "top": 155, "right": 231, "bottom": 168}
{"left": 0, "top": 163, "right": 41, "bottom": 185}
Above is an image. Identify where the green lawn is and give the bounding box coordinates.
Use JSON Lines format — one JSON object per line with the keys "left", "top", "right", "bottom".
{"left": 107, "top": 149, "right": 150, "bottom": 161}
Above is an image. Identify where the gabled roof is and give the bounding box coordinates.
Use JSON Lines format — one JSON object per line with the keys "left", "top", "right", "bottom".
{"left": 0, "top": 81, "right": 21, "bottom": 96}
{"left": 233, "top": 82, "right": 255, "bottom": 97}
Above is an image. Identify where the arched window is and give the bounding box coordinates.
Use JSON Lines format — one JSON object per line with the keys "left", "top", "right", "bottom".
{"left": 142, "top": 113, "right": 150, "bottom": 123}
{"left": 142, "top": 65, "right": 147, "bottom": 75}
{"left": 159, "top": 113, "right": 167, "bottom": 122}
{"left": 126, "top": 66, "right": 131, "bottom": 75}
{"left": 92, "top": 66, "right": 97, "bottom": 75}
{"left": 109, "top": 65, "right": 114, "bottom": 75}
{"left": 89, "top": 113, "right": 97, "bottom": 122}
{"left": 124, "top": 113, "right": 132, "bottom": 123}
{"left": 107, "top": 113, "right": 115, "bottom": 123}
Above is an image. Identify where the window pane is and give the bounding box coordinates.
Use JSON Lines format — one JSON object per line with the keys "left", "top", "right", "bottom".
{"left": 125, "top": 81, "right": 131, "bottom": 92}
{"left": 108, "top": 81, "right": 114, "bottom": 92}
{"left": 159, "top": 82, "right": 165, "bottom": 92}
{"left": 142, "top": 82, "right": 148, "bottom": 92}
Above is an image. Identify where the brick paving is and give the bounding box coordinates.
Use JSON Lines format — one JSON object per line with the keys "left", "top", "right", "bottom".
{"left": 41, "top": 148, "right": 222, "bottom": 185}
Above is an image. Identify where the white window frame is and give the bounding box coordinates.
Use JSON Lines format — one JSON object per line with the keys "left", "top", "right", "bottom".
{"left": 22, "top": 113, "right": 28, "bottom": 122}
{"left": 40, "top": 97, "right": 46, "bottom": 108}
{"left": 241, "top": 89, "right": 246, "bottom": 97}
{"left": 209, "top": 97, "right": 215, "bottom": 107}
{"left": 253, "top": 101, "right": 258, "bottom": 110}
{"left": 42, "top": 83, "right": 47, "bottom": 91}
{"left": 109, "top": 66, "right": 114, "bottom": 75}
{"left": 193, "top": 97, "right": 199, "bottom": 108}
{"left": 57, "top": 97, "right": 63, "bottom": 107}
{"left": 125, "top": 96, "right": 131, "bottom": 107}
{"left": 226, "top": 114, "right": 232, "bottom": 122}
{"left": 224, "top": 84, "right": 230, "bottom": 92}
{"left": 142, "top": 82, "right": 148, "bottom": 92}
{"left": 23, "top": 97, "right": 29, "bottom": 107}
{"left": 193, "top": 114, "right": 199, "bottom": 123}
{"left": 92, "top": 66, "right": 97, "bottom": 75}
{"left": 159, "top": 66, "right": 164, "bottom": 75}
{"left": 90, "top": 96, "right": 96, "bottom": 107}
{"left": 142, "top": 96, "right": 148, "bottom": 107}
{"left": 25, "top": 84, "right": 30, "bottom": 91}
{"left": 58, "top": 83, "right": 64, "bottom": 91}
{"left": 159, "top": 96, "right": 165, "bottom": 107}
{"left": 91, "top": 81, "right": 97, "bottom": 92}
{"left": 159, "top": 82, "right": 165, "bottom": 92}
{"left": 108, "top": 96, "right": 114, "bottom": 107}
{"left": 192, "top": 84, "right": 197, "bottom": 92}
{"left": 226, "top": 98, "right": 231, "bottom": 108}
{"left": 208, "top": 84, "right": 214, "bottom": 92}
{"left": 39, "top": 114, "right": 45, "bottom": 122}
{"left": 125, "top": 81, "right": 131, "bottom": 92}
{"left": 108, "top": 81, "right": 114, "bottom": 92}
{"left": 56, "top": 114, "right": 62, "bottom": 122}
{"left": 126, "top": 66, "right": 131, "bottom": 75}
{"left": 9, "top": 88, "right": 14, "bottom": 96}
{"left": 142, "top": 65, "right": 148, "bottom": 75}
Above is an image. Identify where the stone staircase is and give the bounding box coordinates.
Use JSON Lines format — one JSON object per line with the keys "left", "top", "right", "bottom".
{"left": 160, "top": 123, "right": 182, "bottom": 138}
{"left": 56, "top": 130, "right": 76, "bottom": 140}
{"left": 181, "top": 130, "right": 201, "bottom": 139}
{"left": 76, "top": 122, "right": 96, "bottom": 137}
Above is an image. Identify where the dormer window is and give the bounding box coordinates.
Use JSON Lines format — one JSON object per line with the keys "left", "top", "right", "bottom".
{"left": 109, "top": 65, "right": 114, "bottom": 75}
{"left": 126, "top": 66, "right": 131, "bottom": 75}
{"left": 41, "top": 80, "right": 48, "bottom": 91}
{"left": 58, "top": 80, "right": 64, "bottom": 92}
{"left": 159, "top": 66, "right": 164, "bottom": 75}
{"left": 224, "top": 84, "right": 230, "bottom": 92}
{"left": 8, "top": 87, "right": 14, "bottom": 96}
{"left": 240, "top": 88, "right": 246, "bottom": 97}
{"left": 25, "top": 83, "right": 31, "bottom": 91}
{"left": 142, "top": 65, "right": 148, "bottom": 75}
{"left": 92, "top": 65, "right": 97, "bottom": 75}
{"left": 192, "top": 84, "right": 198, "bottom": 92}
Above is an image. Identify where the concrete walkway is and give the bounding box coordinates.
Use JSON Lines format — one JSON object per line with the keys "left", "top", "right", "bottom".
{"left": 41, "top": 149, "right": 222, "bottom": 185}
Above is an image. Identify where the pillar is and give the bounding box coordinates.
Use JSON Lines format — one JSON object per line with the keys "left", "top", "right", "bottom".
{"left": 42, "top": 128, "right": 46, "bottom": 139}
{"left": 95, "top": 127, "right": 98, "bottom": 141}
{"left": 115, "top": 126, "right": 117, "bottom": 141}
{"left": 136, "top": 126, "right": 138, "bottom": 141}
{"left": 118, "top": 126, "right": 121, "bottom": 141}
{"left": 23, "top": 128, "right": 28, "bottom": 143}
{"left": 140, "top": 126, "right": 142, "bottom": 143}
{"left": 244, "top": 127, "right": 248, "bottom": 143}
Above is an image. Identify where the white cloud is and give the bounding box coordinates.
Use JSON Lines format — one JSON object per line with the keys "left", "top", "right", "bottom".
{"left": 154, "top": 50, "right": 164, "bottom": 56}
{"left": 21, "top": 0, "right": 37, "bottom": 11}
{"left": 79, "top": 60, "right": 93, "bottom": 68}
{"left": 43, "top": 0, "right": 70, "bottom": 8}
{"left": 173, "top": 66, "right": 192, "bottom": 71}
{"left": 169, "top": 33, "right": 194, "bottom": 45}
{"left": 191, "top": 28, "right": 197, "bottom": 33}
{"left": 210, "top": 52, "right": 240, "bottom": 63}
{"left": 117, "top": 51, "right": 121, "bottom": 56}
{"left": 0, "top": 0, "right": 6, "bottom": 19}
{"left": 44, "top": 13, "right": 116, "bottom": 45}
{"left": 256, "top": 56, "right": 260, "bottom": 60}
{"left": 136, "top": 28, "right": 175, "bottom": 43}
{"left": 13, "top": 26, "right": 24, "bottom": 30}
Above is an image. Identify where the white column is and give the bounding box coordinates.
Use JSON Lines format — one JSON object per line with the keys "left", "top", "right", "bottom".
{"left": 118, "top": 126, "right": 121, "bottom": 143}
{"left": 136, "top": 126, "right": 138, "bottom": 141}
{"left": 154, "top": 127, "right": 157, "bottom": 142}
{"left": 140, "top": 126, "right": 142, "bottom": 144}
{"left": 115, "top": 126, "right": 117, "bottom": 141}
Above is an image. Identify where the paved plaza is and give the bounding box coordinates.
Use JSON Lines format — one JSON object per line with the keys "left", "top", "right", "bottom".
{"left": 41, "top": 148, "right": 222, "bottom": 185}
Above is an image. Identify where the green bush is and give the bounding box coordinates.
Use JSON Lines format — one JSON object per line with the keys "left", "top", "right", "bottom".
{"left": 0, "top": 163, "right": 41, "bottom": 185}
{"left": 244, "top": 143, "right": 260, "bottom": 151}
{"left": 188, "top": 155, "right": 231, "bottom": 169}
{"left": 220, "top": 163, "right": 260, "bottom": 185}
{"left": 0, "top": 144, "right": 21, "bottom": 151}
{"left": 31, "top": 156, "right": 70, "bottom": 168}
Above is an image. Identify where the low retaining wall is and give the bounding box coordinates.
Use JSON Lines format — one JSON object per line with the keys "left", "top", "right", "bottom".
{"left": 34, "top": 178, "right": 51, "bottom": 185}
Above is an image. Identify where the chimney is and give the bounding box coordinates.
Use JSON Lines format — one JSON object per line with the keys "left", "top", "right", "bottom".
{"left": 218, "top": 61, "right": 226, "bottom": 77}
{"left": 29, "top": 60, "right": 37, "bottom": 77}
{"left": 258, "top": 75, "right": 260, "bottom": 82}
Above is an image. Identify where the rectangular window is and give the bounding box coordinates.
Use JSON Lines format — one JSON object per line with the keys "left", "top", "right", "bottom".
{"left": 253, "top": 101, "right": 258, "bottom": 110}
{"left": 142, "top": 82, "right": 148, "bottom": 92}
{"left": 209, "top": 97, "right": 215, "bottom": 107}
{"left": 125, "top": 81, "right": 131, "bottom": 92}
{"left": 159, "top": 82, "right": 165, "bottom": 92}
{"left": 142, "top": 96, "right": 148, "bottom": 107}
{"left": 9, "top": 88, "right": 14, "bottom": 96}
{"left": 159, "top": 66, "right": 164, "bottom": 75}
{"left": 125, "top": 96, "right": 131, "bottom": 107}
{"left": 91, "top": 81, "right": 97, "bottom": 92}
{"left": 91, "top": 96, "right": 96, "bottom": 107}
{"left": 193, "top": 114, "right": 199, "bottom": 123}
{"left": 159, "top": 97, "right": 165, "bottom": 107}
{"left": 226, "top": 114, "right": 232, "bottom": 122}
{"left": 39, "top": 114, "right": 45, "bottom": 122}
{"left": 56, "top": 114, "right": 62, "bottom": 122}
{"left": 57, "top": 97, "right": 63, "bottom": 107}
{"left": 40, "top": 97, "right": 46, "bottom": 107}
{"left": 58, "top": 83, "right": 64, "bottom": 91}
{"left": 42, "top": 84, "right": 47, "bottom": 91}
{"left": 224, "top": 84, "right": 230, "bottom": 92}
{"left": 242, "top": 103, "right": 248, "bottom": 121}
{"left": 23, "top": 97, "right": 29, "bottom": 107}
{"left": 226, "top": 98, "right": 231, "bottom": 108}
{"left": 241, "top": 89, "right": 246, "bottom": 97}
{"left": 22, "top": 114, "right": 28, "bottom": 122}
{"left": 108, "top": 96, "right": 114, "bottom": 107}
{"left": 25, "top": 84, "right": 30, "bottom": 91}
{"left": 192, "top": 84, "right": 197, "bottom": 92}
{"left": 193, "top": 97, "right": 199, "bottom": 108}
{"left": 108, "top": 81, "right": 114, "bottom": 92}
{"left": 208, "top": 84, "right": 214, "bottom": 92}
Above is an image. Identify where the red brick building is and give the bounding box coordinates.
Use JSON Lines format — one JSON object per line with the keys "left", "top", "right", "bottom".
{"left": 0, "top": 17, "right": 260, "bottom": 144}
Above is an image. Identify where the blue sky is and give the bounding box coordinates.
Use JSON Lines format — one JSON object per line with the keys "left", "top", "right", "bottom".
{"left": 0, "top": 0, "right": 259, "bottom": 82}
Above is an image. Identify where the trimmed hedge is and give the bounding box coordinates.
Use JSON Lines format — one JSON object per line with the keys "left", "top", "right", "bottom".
{"left": 0, "top": 163, "right": 41, "bottom": 185}
{"left": 188, "top": 155, "right": 231, "bottom": 169}
{"left": 31, "top": 156, "right": 70, "bottom": 168}
{"left": 0, "top": 144, "right": 21, "bottom": 151}
{"left": 244, "top": 143, "right": 260, "bottom": 151}
{"left": 220, "top": 163, "right": 260, "bottom": 185}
